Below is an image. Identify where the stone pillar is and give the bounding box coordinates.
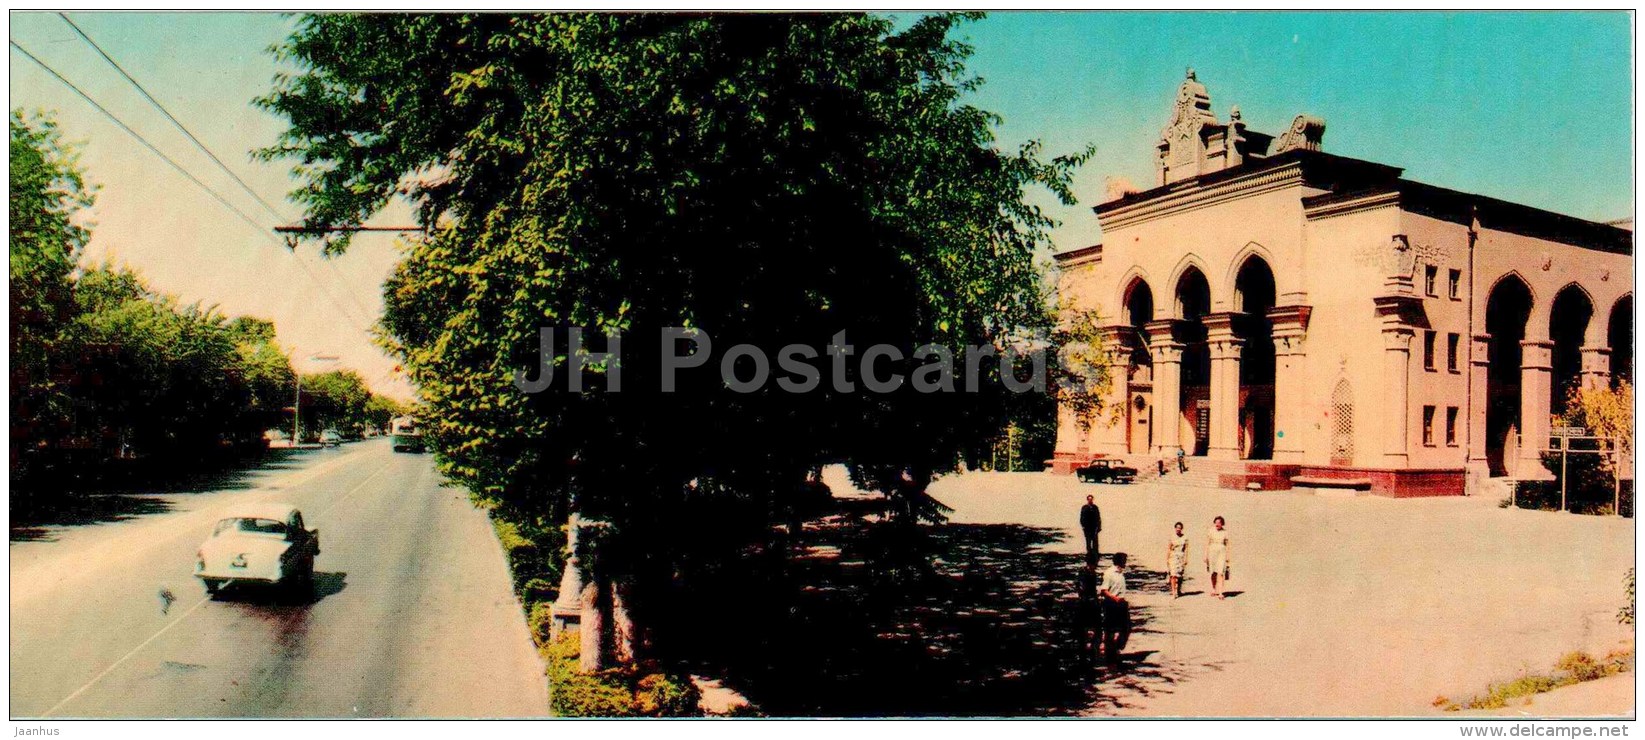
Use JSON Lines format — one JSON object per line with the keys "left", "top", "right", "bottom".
{"left": 1372, "top": 239, "right": 1422, "bottom": 470}
{"left": 1518, "top": 339, "right": 1555, "bottom": 479}
{"left": 549, "top": 513, "right": 586, "bottom": 639}
{"left": 1467, "top": 333, "right": 1492, "bottom": 476}
{"left": 1581, "top": 345, "right": 1613, "bottom": 390}
{"left": 1269, "top": 306, "right": 1312, "bottom": 463}
{"left": 1204, "top": 312, "right": 1244, "bottom": 460}
{"left": 1093, "top": 326, "right": 1135, "bottom": 456}
{"left": 1145, "top": 319, "right": 1185, "bottom": 457}
{"left": 1380, "top": 326, "right": 1414, "bottom": 466}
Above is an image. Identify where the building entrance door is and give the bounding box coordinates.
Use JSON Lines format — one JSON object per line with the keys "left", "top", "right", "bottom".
{"left": 1193, "top": 401, "right": 1211, "bottom": 457}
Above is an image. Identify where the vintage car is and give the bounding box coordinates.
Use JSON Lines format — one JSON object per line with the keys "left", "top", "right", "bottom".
{"left": 196, "top": 504, "right": 320, "bottom": 594}
{"left": 1075, "top": 458, "right": 1139, "bottom": 484}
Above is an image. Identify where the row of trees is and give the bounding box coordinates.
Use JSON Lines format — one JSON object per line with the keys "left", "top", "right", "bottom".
{"left": 10, "top": 111, "right": 402, "bottom": 505}
{"left": 261, "top": 12, "right": 1106, "bottom": 670}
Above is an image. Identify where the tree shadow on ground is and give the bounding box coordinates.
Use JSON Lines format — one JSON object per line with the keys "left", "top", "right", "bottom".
{"left": 659, "top": 512, "right": 1204, "bottom": 717}
{"left": 10, "top": 448, "right": 327, "bottom": 541}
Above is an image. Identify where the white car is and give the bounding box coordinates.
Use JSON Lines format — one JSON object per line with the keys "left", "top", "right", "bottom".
{"left": 196, "top": 504, "right": 321, "bottom": 595}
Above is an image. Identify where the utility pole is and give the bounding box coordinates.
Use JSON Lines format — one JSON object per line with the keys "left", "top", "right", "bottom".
{"left": 290, "top": 351, "right": 340, "bottom": 448}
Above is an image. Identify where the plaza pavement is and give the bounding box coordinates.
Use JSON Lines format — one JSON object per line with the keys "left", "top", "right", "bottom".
{"left": 899, "top": 470, "right": 1634, "bottom": 717}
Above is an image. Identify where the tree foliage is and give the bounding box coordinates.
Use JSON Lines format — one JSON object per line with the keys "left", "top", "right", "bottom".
{"left": 8, "top": 112, "right": 395, "bottom": 505}
{"left": 260, "top": 12, "right": 1098, "bottom": 656}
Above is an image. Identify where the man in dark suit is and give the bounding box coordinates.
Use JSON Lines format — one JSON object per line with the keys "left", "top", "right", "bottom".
{"left": 1079, "top": 495, "right": 1102, "bottom": 565}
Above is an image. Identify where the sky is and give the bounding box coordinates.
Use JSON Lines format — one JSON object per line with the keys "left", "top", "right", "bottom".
{"left": 8, "top": 12, "right": 1634, "bottom": 399}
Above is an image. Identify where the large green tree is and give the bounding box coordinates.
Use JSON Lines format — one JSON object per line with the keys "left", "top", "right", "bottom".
{"left": 10, "top": 111, "right": 94, "bottom": 477}
{"left": 261, "top": 12, "right": 1092, "bottom": 665}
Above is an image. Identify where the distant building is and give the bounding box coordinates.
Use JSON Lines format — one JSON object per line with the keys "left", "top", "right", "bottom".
{"left": 1052, "top": 70, "right": 1634, "bottom": 496}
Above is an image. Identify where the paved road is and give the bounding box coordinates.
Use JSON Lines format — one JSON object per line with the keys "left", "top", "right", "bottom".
{"left": 10, "top": 439, "right": 548, "bottom": 718}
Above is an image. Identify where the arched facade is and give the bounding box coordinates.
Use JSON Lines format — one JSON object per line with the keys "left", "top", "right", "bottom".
{"left": 1049, "top": 71, "right": 1632, "bottom": 496}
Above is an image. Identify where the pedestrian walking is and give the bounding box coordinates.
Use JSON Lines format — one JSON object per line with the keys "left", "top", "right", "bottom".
{"left": 1176, "top": 447, "right": 1187, "bottom": 473}
{"left": 1079, "top": 495, "right": 1102, "bottom": 565}
{"left": 1165, "top": 521, "right": 1189, "bottom": 598}
{"left": 1205, "top": 515, "right": 1231, "bottom": 599}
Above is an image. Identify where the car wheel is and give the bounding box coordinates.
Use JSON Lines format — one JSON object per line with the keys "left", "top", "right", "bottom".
{"left": 202, "top": 578, "right": 222, "bottom": 595}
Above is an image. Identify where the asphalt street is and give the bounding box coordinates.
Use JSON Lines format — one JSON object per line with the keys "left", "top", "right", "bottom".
{"left": 10, "top": 438, "right": 549, "bottom": 718}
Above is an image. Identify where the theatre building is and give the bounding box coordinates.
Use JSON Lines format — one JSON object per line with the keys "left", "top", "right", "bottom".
{"left": 1051, "top": 71, "right": 1633, "bottom": 496}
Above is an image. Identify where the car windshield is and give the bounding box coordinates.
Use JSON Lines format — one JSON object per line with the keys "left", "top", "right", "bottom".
{"left": 214, "top": 517, "right": 288, "bottom": 537}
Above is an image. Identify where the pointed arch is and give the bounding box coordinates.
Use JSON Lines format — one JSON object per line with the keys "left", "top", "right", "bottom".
{"left": 1485, "top": 273, "right": 1535, "bottom": 476}
{"left": 1224, "top": 242, "right": 1281, "bottom": 306}
{"left": 1166, "top": 253, "right": 1215, "bottom": 318}
{"left": 1117, "top": 270, "right": 1156, "bottom": 330}
{"left": 1549, "top": 284, "right": 1595, "bottom": 414}
{"left": 1610, "top": 293, "right": 1633, "bottom": 387}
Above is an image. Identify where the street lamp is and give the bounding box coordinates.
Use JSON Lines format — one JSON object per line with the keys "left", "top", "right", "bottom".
{"left": 292, "top": 351, "right": 340, "bottom": 448}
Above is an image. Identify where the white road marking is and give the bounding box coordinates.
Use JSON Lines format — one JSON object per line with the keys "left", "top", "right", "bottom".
{"left": 31, "top": 458, "right": 398, "bottom": 718}
{"left": 39, "top": 594, "right": 210, "bottom": 718}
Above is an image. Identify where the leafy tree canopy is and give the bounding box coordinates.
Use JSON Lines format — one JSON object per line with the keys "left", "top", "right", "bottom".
{"left": 260, "top": 12, "right": 1096, "bottom": 650}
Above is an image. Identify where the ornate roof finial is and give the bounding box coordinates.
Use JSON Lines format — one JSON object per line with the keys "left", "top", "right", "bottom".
{"left": 1186, "top": 66, "right": 1197, "bottom": 81}
{"left": 1229, "top": 105, "right": 1242, "bottom": 122}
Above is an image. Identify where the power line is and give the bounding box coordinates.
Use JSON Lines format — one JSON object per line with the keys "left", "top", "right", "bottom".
{"left": 58, "top": 13, "right": 290, "bottom": 223}
{"left": 54, "top": 13, "right": 382, "bottom": 323}
{"left": 10, "top": 40, "right": 278, "bottom": 247}
{"left": 9, "top": 38, "right": 377, "bottom": 332}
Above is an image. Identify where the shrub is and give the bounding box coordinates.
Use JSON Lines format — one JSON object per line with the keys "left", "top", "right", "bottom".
{"left": 545, "top": 634, "right": 639, "bottom": 717}
{"left": 1621, "top": 569, "right": 1636, "bottom": 626}
{"left": 522, "top": 577, "right": 558, "bottom": 604}
{"left": 528, "top": 602, "right": 556, "bottom": 647}
{"left": 1444, "top": 650, "right": 1634, "bottom": 711}
{"left": 543, "top": 633, "right": 702, "bottom": 717}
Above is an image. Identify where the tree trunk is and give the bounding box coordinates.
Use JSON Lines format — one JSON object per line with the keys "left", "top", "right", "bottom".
{"left": 577, "top": 577, "right": 609, "bottom": 673}
{"left": 611, "top": 581, "right": 636, "bottom": 664}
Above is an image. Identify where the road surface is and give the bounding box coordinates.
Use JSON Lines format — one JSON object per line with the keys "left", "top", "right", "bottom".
{"left": 11, "top": 438, "right": 548, "bottom": 718}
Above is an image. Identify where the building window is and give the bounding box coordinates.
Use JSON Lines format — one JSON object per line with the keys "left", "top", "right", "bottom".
{"left": 1445, "top": 407, "right": 1459, "bottom": 446}
{"left": 1447, "top": 333, "right": 1460, "bottom": 373}
{"left": 1448, "top": 269, "right": 1461, "bottom": 300}
{"left": 1424, "top": 330, "right": 1437, "bottom": 371}
{"left": 1425, "top": 265, "right": 1439, "bottom": 297}
{"left": 1423, "top": 405, "right": 1436, "bottom": 446}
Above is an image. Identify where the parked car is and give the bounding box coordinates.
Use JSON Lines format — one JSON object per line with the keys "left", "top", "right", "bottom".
{"left": 1076, "top": 458, "right": 1138, "bottom": 484}
{"left": 319, "top": 429, "right": 342, "bottom": 447}
{"left": 196, "top": 504, "right": 321, "bottom": 595}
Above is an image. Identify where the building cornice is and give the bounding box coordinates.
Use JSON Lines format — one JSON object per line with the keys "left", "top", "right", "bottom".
{"left": 1097, "top": 161, "right": 1306, "bottom": 232}
{"left": 1302, "top": 189, "right": 1402, "bottom": 221}
{"left": 1052, "top": 243, "right": 1103, "bottom": 268}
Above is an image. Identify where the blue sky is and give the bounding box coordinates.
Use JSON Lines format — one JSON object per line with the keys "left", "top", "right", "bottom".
{"left": 9, "top": 12, "right": 1633, "bottom": 396}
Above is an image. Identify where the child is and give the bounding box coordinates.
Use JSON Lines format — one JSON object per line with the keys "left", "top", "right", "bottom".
{"left": 1099, "top": 552, "right": 1132, "bottom": 663}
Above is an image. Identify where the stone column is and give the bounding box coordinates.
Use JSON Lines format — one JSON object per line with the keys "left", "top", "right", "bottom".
{"left": 550, "top": 513, "right": 586, "bottom": 639}
{"left": 1093, "top": 325, "right": 1135, "bottom": 456}
{"left": 1380, "top": 326, "right": 1414, "bottom": 466}
{"left": 1268, "top": 305, "right": 1312, "bottom": 463}
{"left": 1518, "top": 339, "right": 1555, "bottom": 479}
{"left": 1581, "top": 345, "right": 1613, "bottom": 390}
{"left": 1372, "top": 241, "right": 1422, "bottom": 470}
{"left": 1145, "top": 320, "right": 1185, "bottom": 457}
{"left": 1204, "top": 312, "right": 1244, "bottom": 460}
{"left": 1467, "top": 333, "right": 1492, "bottom": 476}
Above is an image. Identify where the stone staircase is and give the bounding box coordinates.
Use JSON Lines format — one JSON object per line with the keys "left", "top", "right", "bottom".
{"left": 1146, "top": 457, "right": 1301, "bottom": 491}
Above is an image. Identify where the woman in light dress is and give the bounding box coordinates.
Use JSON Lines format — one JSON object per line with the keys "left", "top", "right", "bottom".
{"left": 1165, "top": 521, "right": 1189, "bottom": 598}
{"left": 1205, "top": 516, "right": 1231, "bottom": 599}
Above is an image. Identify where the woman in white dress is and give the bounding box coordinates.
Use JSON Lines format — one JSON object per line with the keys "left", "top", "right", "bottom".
{"left": 1165, "top": 521, "right": 1189, "bottom": 598}
{"left": 1205, "top": 516, "right": 1231, "bottom": 599}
